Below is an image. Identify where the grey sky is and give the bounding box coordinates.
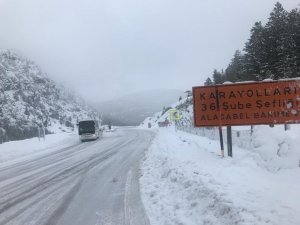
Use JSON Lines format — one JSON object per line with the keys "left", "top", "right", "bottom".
{"left": 0, "top": 0, "right": 298, "bottom": 101}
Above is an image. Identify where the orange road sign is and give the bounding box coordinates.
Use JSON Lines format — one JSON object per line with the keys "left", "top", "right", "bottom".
{"left": 193, "top": 79, "right": 300, "bottom": 126}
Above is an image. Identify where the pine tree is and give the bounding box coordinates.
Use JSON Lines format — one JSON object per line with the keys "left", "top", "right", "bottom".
{"left": 243, "top": 2, "right": 300, "bottom": 80}
{"left": 225, "top": 50, "right": 247, "bottom": 82}
{"left": 185, "top": 90, "right": 192, "bottom": 98}
{"left": 212, "top": 69, "right": 225, "bottom": 84}
{"left": 244, "top": 21, "right": 267, "bottom": 80}
{"left": 204, "top": 77, "right": 214, "bottom": 86}
{"left": 264, "top": 2, "right": 288, "bottom": 79}
{"left": 283, "top": 8, "right": 300, "bottom": 77}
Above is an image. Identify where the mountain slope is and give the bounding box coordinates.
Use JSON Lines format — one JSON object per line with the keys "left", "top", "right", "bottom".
{"left": 0, "top": 49, "right": 98, "bottom": 142}
{"left": 140, "top": 95, "right": 193, "bottom": 128}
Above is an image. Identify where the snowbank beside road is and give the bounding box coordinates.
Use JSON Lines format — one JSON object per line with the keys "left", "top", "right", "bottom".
{"left": 140, "top": 128, "right": 300, "bottom": 225}
{"left": 252, "top": 125, "right": 300, "bottom": 171}
{"left": 178, "top": 125, "right": 300, "bottom": 171}
{"left": 0, "top": 132, "right": 79, "bottom": 163}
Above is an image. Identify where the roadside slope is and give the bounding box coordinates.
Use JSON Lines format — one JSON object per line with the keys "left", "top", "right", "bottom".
{"left": 140, "top": 128, "right": 300, "bottom": 225}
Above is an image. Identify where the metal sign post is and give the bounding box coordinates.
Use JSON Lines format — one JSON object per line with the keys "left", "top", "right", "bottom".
{"left": 216, "top": 88, "right": 224, "bottom": 157}
{"left": 227, "top": 126, "right": 232, "bottom": 157}
{"left": 218, "top": 126, "right": 224, "bottom": 157}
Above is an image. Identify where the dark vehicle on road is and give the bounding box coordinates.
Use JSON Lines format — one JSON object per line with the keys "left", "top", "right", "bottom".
{"left": 78, "top": 120, "right": 101, "bottom": 142}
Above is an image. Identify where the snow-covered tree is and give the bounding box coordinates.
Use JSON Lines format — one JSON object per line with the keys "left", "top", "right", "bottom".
{"left": 225, "top": 50, "right": 247, "bottom": 82}
{"left": 212, "top": 69, "right": 225, "bottom": 84}
{"left": 204, "top": 77, "right": 213, "bottom": 86}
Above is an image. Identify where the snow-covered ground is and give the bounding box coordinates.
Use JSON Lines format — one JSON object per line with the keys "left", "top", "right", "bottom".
{"left": 1, "top": 122, "right": 299, "bottom": 225}
{"left": 0, "top": 128, "right": 152, "bottom": 225}
{"left": 0, "top": 131, "right": 79, "bottom": 164}
{"left": 140, "top": 127, "right": 300, "bottom": 225}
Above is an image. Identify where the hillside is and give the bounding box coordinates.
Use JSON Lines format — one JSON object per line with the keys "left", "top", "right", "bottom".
{"left": 0, "top": 49, "right": 99, "bottom": 142}
{"left": 141, "top": 94, "right": 193, "bottom": 128}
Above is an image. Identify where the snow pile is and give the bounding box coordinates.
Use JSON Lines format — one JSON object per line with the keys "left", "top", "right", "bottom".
{"left": 140, "top": 128, "right": 300, "bottom": 225}
{"left": 0, "top": 131, "right": 79, "bottom": 163}
{"left": 252, "top": 125, "right": 300, "bottom": 171}
{"left": 178, "top": 125, "right": 300, "bottom": 171}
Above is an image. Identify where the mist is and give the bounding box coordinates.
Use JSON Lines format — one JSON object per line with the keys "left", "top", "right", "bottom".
{"left": 0, "top": 0, "right": 298, "bottom": 102}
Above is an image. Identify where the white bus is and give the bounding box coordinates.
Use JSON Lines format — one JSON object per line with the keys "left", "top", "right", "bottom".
{"left": 78, "top": 120, "right": 101, "bottom": 142}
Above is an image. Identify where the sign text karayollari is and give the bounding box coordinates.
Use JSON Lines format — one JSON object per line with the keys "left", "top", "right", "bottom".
{"left": 193, "top": 80, "right": 300, "bottom": 126}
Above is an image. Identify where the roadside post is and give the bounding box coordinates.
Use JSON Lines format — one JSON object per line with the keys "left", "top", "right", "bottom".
{"left": 193, "top": 79, "right": 300, "bottom": 158}
{"left": 42, "top": 126, "right": 45, "bottom": 141}
{"left": 38, "top": 126, "right": 40, "bottom": 142}
{"left": 218, "top": 126, "right": 224, "bottom": 157}
{"left": 37, "top": 126, "right": 45, "bottom": 142}
{"left": 227, "top": 126, "right": 232, "bottom": 157}
{"left": 215, "top": 87, "right": 224, "bottom": 157}
{"left": 0, "top": 128, "right": 5, "bottom": 144}
{"left": 284, "top": 124, "right": 290, "bottom": 131}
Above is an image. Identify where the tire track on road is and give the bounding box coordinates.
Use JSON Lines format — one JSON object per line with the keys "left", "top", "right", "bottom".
{"left": 0, "top": 129, "right": 152, "bottom": 225}
{"left": 0, "top": 135, "right": 137, "bottom": 224}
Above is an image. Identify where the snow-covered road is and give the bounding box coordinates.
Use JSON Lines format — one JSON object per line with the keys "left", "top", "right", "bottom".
{"left": 0, "top": 128, "right": 153, "bottom": 225}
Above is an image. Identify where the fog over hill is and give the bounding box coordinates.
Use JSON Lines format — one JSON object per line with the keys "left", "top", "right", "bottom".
{"left": 96, "top": 90, "right": 185, "bottom": 126}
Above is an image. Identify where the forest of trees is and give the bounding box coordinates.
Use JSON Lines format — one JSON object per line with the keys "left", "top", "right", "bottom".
{"left": 205, "top": 2, "right": 300, "bottom": 85}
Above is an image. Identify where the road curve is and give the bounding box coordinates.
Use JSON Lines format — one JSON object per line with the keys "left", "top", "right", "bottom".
{"left": 0, "top": 128, "right": 154, "bottom": 225}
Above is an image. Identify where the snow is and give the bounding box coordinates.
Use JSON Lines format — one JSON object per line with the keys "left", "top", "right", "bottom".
{"left": 140, "top": 127, "right": 300, "bottom": 225}
{"left": 1, "top": 113, "right": 299, "bottom": 225}
{"left": 263, "top": 78, "right": 274, "bottom": 82}
{"left": 0, "top": 49, "right": 100, "bottom": 143}
{"left": 0, "top": 131, "right": 79, "bottom": 164}
{"left": 0, "top": 128, "right": 151, "bottom": 225}
{"left": 231, "top": 125, "right": 252, "bottom": 131}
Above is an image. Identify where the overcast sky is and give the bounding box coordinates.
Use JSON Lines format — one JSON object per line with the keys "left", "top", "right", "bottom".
{"left": 0, "top": 0, "right": 299, "bottom": 101}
